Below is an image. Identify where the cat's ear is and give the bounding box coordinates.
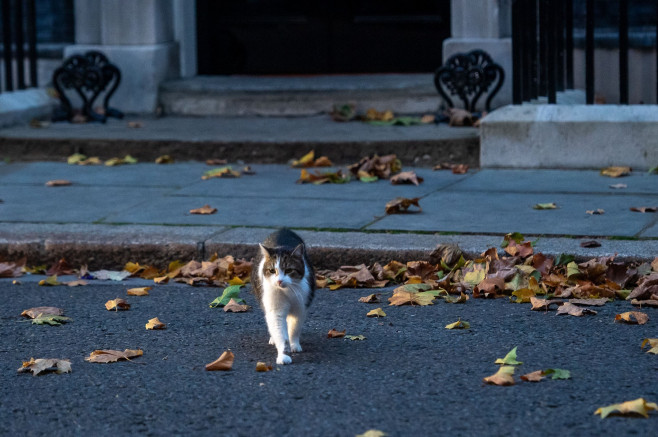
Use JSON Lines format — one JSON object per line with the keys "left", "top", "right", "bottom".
{"left": 259, "top": 244, "right": 273, "bottom": 258}
{"left": 291, "top": 243, "right": 304, "bottom": 258}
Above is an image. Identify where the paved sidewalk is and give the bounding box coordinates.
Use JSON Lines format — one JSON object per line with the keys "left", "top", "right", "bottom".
{"left": 1, "top": 162, "right": 656, "bottom": 268}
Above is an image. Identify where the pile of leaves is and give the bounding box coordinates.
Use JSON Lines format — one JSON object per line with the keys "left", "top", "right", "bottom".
{"left": 330, "top": 103, "right": 435, "bottom": 126}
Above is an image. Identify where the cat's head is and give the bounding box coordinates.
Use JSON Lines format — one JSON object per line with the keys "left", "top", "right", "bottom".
{"left": 259, "top": 244, "right": 305, "bottom": 289}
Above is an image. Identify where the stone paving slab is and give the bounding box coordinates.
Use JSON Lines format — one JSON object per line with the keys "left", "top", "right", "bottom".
{"left": 447, "top": 169, "right": 658, "bottom": 194}
{"left": 368, "top": 191, "right": 658, "bottom": 237}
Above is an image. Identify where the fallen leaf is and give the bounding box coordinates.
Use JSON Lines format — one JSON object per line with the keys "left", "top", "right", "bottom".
{"left": 327, "top": 329, "right": 346, "bottom": 338}
{"left": 600, "top": 166, "right": 631, "bottom": 178}
{"left": 345, "top": 335, "right": 366, "bottom": 341}
{"left": 0, "top": 259, "right": 25, "bottom": 277}
{"left": 331, "top": 103, "right": 356, "bottom": 122}
{"left": 18, "top": 358, "right": 71, "bottom": 376}
{"left": 543, "top": 368, "right": 571, "bottom": 380}
{"left": 580, "top": 240, "right": 601, "bottom": 248}
{"left": 595, "top": 398, "right": 658, "bottom": 419}
{"left": 420, "top": 114, "right": 435, "bottom": 123}
{"left": 155, "top": 154, "right": 174, "bottom": 164}
{"left": 296, "top": 168, "right": 350, "bottom": 184}
{"left": 530, "top": 297, "right": 562, "bottom": 311}
{"left": 385, "top": 197, "right": 421, "bottom": 214}
{"left": 190, "top": 204, "right": 217, "bottom": 215}
{"left": 586, "top": 209, "right": 605, "bottom": 215}
{"left": 145, "top": 317, "right": 166, "bottom": 330}
{"left": 45, "top": 179, "right": 72, "bottom": 187}
{"left": 205, "top": 350, "right": 234, "bottom": 371}
{"left": 127, "top": 286, "right": 151, "bottom": 296}
{"left": 483, "top": 366, "right": 515, "bottom": 386}
{"left": 388, "top": 287, "right": 435, "bottom": 306}
{"left": 366, "top": 308, "right": 386, "bottom": 317}
{"left": 348, "top": 154, "right": 401, "bottom": 180}
{"left": 105, "top": 298, "right": 130, "bottom": 311}
{"left": 356, "top": 430, "right": 387, "bottom": 437}
{"left": 390, "top": 171, "right": 424, "bottom": 186}
{"left": 47, "top": 258, "right": 74, "bottom": 276}
{"left": 65, "top": 280, "right": 88, "bottom": 287}
{"left": 358, "top": 293, "right": 381, "bottom": 303}
{"left": 615, "top": 311, "right": 649, "bottom": 325}
{"left": 609, "top": 183, "right": 627, "bottom": 189}
{"left": 521, "top": 370, "right": 545, "bottom": 382}
{"left": 442, "top": 292, "right": 469, "bottom": 304}
{"left": 127, "top": 121, "right": 143, "bottom": 128}
{"left": 445, "top": 319, "right": 470, "bottom": 329}
{"left": 153, "top": 275, "right": 169, "bottom": 284}
{"left": 206, "top": 158, "right": 227, "bottom": 166}
{"left": 569, "top": 298, "right": 609, "bottom": 306}
{"left": 365, "top": 108, "right": 394, "bottom": 122}
{"left": 38, "top": 275, "right": 61, "bottom": 286}
{"left": 85, "top": 349, "right": 143, "bottom": 363}
{"left": 32, "top": 315, "right": 71, "bottom": 325}
{"left": 445, "top": 108, "right": 473, "bottom": 126}
{"left": 630, "top": 206, "right": 657, "bottom": 213}
{"left": 533, "top": 202, "right": 558, "bottom": 210}
{"left": 256, "top": 362, "right": 273, "bottom": 372}
{"left": 105, "top": 155, "right": 137, "bottom": 166}
{"left": 21, "top": 306, "right": 64, "bottom": 319}
{"left": 242, "top": 165, "right": 256, "bottom": 175}
{"left": 504, "top": 240, "right": 534, "bottom": 258}
{"left": 291, "top": 150, "right": 333, "bottom": 168}
{"left": 451, "top": 164, "right": 469, "bottom": 174}
{"left": 209, "top": 285, "right": 244, "bottom": 307}
{"left": 495, "top": 347, "right": 523, "bottom": 365}
{"left": 223, "top": 298, "right": 251, "bottom": 313}
{"left": 202, "top": 166, "right": 241, "bottom": 179}
{"left": 556, "top": 302, "right": 597, "bottom": 316}
{"left": 641, "top": 338, "right": 658, "bottom": 354}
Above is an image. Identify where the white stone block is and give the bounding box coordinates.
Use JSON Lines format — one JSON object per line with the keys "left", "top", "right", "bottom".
{"left": 0, "top": 89, "right": 57, "bottom": 128}
{"left": 480, "top": 104, "right": 658, "bottom": 170}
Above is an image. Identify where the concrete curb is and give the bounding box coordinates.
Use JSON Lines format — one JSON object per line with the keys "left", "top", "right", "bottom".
{"left": 0, "top": 89, "right": 56, "bottom": 129}
{"left": 1, "top": 224, "right": 655, "bottom": 270}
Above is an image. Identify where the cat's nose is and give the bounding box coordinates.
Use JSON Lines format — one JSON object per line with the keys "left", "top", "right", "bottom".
{"left": 277, "top": 280, "right": 284, "bottom": 287}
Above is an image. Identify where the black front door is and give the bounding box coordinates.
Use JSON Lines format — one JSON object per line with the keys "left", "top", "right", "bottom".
{"left": 196, "top": 1, "right": 451, "bottom": 75}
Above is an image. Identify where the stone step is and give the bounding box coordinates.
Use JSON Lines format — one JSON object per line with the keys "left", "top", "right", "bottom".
{"left": 159, "top": 74, "right": 441, "bottom": 117}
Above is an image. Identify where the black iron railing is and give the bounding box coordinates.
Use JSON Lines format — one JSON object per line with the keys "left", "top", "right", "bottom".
{"left": 512, "top": 0, "right": 658, "bottom": 105}
{"left": 0, "top": 0, "right": 38, "bottom": 93}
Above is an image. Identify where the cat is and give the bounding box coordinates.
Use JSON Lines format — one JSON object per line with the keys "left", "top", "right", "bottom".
{"left": 251, "top": 228, "right": 315, "bottom": 365}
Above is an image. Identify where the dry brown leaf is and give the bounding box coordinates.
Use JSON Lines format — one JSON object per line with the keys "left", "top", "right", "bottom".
{"left": 615, "top": 311, "right": 649, "bottom": 325}
{"left": 0, "top": 258, "right": 25, "bottom": 278}
{"left": 327, "top": 329, "right": 346, "bottom": 338}
{"left": 569, "top": 298, "right": 609, "bottom": 306}
{"left": 47, "top": 258, "right": 74, "bottom": 276}
{"left": 504, "top": 240, "right": 533, "bottom": 258}
{"left": 385, "top": 197, "right": 421, "bottom": 214}
{"left": 154, "top": 275, "right": 169, "bottom": 284}
{"left": 127, "top": 286, "right": 151, "bottom": 296}
{"left": 256, "top": 362, "right": 273, "bottom": 372}
{"left": 85, "top": 349, "right": 143, "bottom": 363}
{"left": 190, "top": 204, "right": 217, "bottom": 215}
{"left": 105, "top": 298, "right": 130, "bottom": 311}
{"left": 21, "top": 306, "right": 64, "bottom": 319}
{"left": 521, "top": 370, "right": 546, "bottom": 382}
{"left": 388, "top": 287, "right": 435, "bottom": 306}
{"left": 390, "top": 171, "right": 424, "bottom": 186}
{"left": 451, "top": 164, "right": 469, "bottom": 174}
{"left": 223, "top": 298, "right": 251, "bottom": 313}
{"left": 530, "top": 297, "right": 562, "bottom": 311}
{"left": 600, "top": 166, "right": 631, "bottom": 177}
{"left": 445, "top": 108, "right": 473, "bottom": 127}
{"left": 65, "top": 279, "right": 88, "bottom": 287}
{"left": 206, "top": 158, "right": 228, "bottom": 166}
{"left": 631, "top": 299, "right": 658, "bottom": 307}
{"left": 627, "top": 276, "right": 658, "bottom": 300}
{"left": 556, "top": 302, "right": 597, "bottom": 317}
{"left": 155, "top": 155, "right": 174, "bottom": 164}
{"left": 358, "top": 294, "right": 381, "bottom": 303}
{"left": 641, "top": 338, "right": 658, "bottom": 354}
{"left": 348, "top": 154, "right": 401, "bottom": 180}
{"left": 205, "top": 350, "right": 234, "bottom": 371}
{"left": 145, "top": 317, "right": 166, "bottom": 330}
{"left": 18, "top": 358, "right": 71, "bottom": 376}
{"left": 127, "top": 121, "right": 143, "bottom": 128}
{"left": 483, "top": 366, "right": 515, "bottom": 386}
{"left": 580, "top": 240, "right": 602, "bottom": 248}
{"left": 45, "top": 179, "right": 72, "bottom": 187}
{"left": 630, "top": 206, "right": 657, "bottom": 213}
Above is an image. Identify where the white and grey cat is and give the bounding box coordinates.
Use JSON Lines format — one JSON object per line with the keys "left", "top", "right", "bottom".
{"left": 251, "top": 228, "right": 315, "bottom": 365}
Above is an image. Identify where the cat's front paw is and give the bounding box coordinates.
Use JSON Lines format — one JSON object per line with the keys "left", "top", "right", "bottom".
{"left": 269, "top": 337, "right": 275, "bottom": 345}
{"left": 276, "top": 353, "right": 292, "bottom": 365}
{"left": 290, "top": 342, "right": 302, "bottom": 353}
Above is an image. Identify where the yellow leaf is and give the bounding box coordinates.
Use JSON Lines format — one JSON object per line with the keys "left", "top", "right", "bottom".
{"left": 595, "top": 398, "right": 658, "bottom": 419}
{"left": 45, "top": 179, "right": 72, "bottom": 187}
{"left": 483, "top": 366, "right": 515, "bottom": 386}
{"left": 256, "top": 362, "right": 273, "bottom": 372}
{"left": 105, "top": 298, "right": 130, "bottom": 311}
{"left": 356, "top": 431, "right": 387, "bottom": 437}
{"left": 145, "top": 317, "right": 166, "bottom": 330}
{"left": 155, "top": 154, "right": 174, "bottom": 164}
{"left": 189, "top": 204, "right": 217, "bottom": 215}
{"left": 291, "top": 150, "right": 315, "bottom": 167}
{"left": 205, "top": 350, "right": 234, "bottom": 371}
{"left": 38, "top": 275, "right": 61, "bottom": 286}
{"left": 615, "top": 311, "right": 649, "bottom": 325}
{"left": 366, "top": 308, "right": 386, "bottom": 318}
{"left": 600, "top": 166, "right": 631, "bottom": 178}
{"left": 494, "top": 346, "right": 523, "bottom": 365}
{"left": 445, "top": 320, "right": 470, "bottom": 329}
{"left": 641, "top": 338, "right": 658, "bottom": 354}
{"left": 228, "top": 276, "right": 245, "bottom": 286}
{"left": 153, "top": 275, "right": 169, "bottom": 284}
{"left": 388, "top": 290, "right": 435, "bottom": 306}
{"left": 127, "top": 287, "right": 151, "bottom": 296}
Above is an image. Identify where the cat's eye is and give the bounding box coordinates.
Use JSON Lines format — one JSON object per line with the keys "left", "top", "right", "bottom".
{"left": 267, "top": 268, "right": 276, "bottom": 274}
{"left": 284, "top": 268, "right": 293, "bottom": 274}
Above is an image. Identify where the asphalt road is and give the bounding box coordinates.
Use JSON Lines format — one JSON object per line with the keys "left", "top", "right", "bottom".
{"left": 1, "top": 278, "right": 657, "bottom": 436}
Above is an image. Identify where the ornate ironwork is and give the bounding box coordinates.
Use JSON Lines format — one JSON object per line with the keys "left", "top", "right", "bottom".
{"left": 52, "top": 51, "right": 123, "bottom": 122}
{"left": 434, "top": 49, "right": 505, "bottom": 112}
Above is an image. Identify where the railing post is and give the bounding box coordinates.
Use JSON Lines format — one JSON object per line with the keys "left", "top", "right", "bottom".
{"left": 12, "top": 0, "right": 26, "bottom": 90}
{"left": 565, "top": 0, "right": 574, "bottom": 89}
{"left": 585, "top": 0, "right": 595, "bottom": 104}
{"left": 26, "top": 0, "right": 37, "bottom": 88}
{"left": 556, "top": 0, "right": 565, "bottom": 92}
{"left": 547, "top": 0, "right": 556, "bottom": 103}
{"left": 529, "top": 0, "right": 538, "bottom": 100}
{"left": 619, "top": 0, "right": 629, "bottom": 104}
{"left": 512, "top": 0, "right": 522, "bottom": 104}
{"left": 2, "top": 0, "right": 13, "bottom": 92}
